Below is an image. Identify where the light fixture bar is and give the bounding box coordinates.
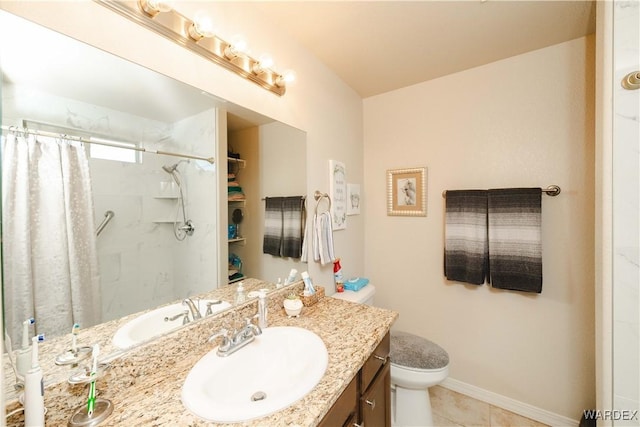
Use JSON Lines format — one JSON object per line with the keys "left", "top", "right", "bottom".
{"left": 94, "top": 0, "right": 287, "bottom": 96}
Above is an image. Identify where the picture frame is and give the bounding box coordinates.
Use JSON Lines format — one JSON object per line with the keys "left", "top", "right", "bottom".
{"left": 347, "top": 183, "right": 361, "bottom": 215}
{"left": 387, "top": 167, "right": 427, "bottom": 216}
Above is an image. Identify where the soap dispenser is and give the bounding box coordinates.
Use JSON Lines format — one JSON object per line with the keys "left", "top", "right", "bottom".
{"left": 257, "top": 291, "right": 268, "bottom": 329}
{"left": 234, "top": 282, "right": 246, "bottom": 305}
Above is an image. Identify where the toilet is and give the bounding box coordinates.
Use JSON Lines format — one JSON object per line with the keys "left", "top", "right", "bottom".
{"left": 332, "top": 286, "right": 450, "bottom": 427}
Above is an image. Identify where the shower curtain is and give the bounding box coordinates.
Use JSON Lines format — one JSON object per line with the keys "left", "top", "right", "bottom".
{"left": 2, "top": 133, "right": 101, "bottom": 345}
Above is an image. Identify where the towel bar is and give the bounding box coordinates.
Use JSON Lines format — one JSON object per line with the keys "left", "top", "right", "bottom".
{"left": 442, "top": 185, "right": 561, "bottom": 198}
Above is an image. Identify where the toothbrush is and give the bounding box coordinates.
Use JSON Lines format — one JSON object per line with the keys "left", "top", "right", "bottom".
{"left": 22, "top": 318, "right": 36, "bottom": 349}
{"left": 71, "top": 323, "right": 80, "bottom": 353}
{"left": 24, "top": 334, "right": 45, "bottom": 427}
{"left": 87, "top": 343, "right": 99, "bottom": 416}
{"left": 31, "top": 334, "right": 45, "bottom": 366}
{"left": 16, "top": 318, "right": 36, "bottom": 378}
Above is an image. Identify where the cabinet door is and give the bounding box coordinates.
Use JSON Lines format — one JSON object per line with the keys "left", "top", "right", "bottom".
{"left": 319, "top": 375, "right": 358, "bottom": 427}
{"left": 360, "top": 362, "right": 391, "bottom": 427}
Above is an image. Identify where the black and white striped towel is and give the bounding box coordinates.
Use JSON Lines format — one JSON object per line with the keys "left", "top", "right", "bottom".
{"left": 262, "top": 196, "right": 306, "bottom": 258}
{"left": 444, "top": 190, "right": 488, "bottom": 285}
{"left": 487, "top": 188, "right": 542, "bottom": 293}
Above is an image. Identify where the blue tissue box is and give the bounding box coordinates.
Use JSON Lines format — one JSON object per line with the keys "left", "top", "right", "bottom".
{"left": 344, "top": 277, "right": 369, "bottom": 292}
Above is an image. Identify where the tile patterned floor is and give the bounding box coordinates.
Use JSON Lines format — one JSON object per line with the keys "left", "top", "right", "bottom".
{"left": 429, "top": 386, "right": 550, "bottom": 427}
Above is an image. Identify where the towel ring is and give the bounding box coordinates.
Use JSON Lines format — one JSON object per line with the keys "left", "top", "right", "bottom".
{"left": 314, "top": 190, "right": 331, "bottom": 214}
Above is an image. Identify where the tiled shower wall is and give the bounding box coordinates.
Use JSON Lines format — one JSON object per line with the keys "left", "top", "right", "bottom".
{"left": 613, "top": 0, "right": 640, "bottom": 424}
{"left": 2, "top": 85, "right": 218, "bottom": 324}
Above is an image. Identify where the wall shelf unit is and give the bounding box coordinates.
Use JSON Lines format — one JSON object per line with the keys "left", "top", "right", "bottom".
{"left": 227, "top": 155, "right": 247, "bottom": 284}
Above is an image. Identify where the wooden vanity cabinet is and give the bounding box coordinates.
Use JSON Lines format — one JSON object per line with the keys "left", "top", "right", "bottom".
{"left": 318, "top": 332, "right": 391, "bottom": 427}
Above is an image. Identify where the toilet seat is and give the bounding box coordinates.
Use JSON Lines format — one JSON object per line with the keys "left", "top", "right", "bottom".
{"left": 390, "top": 331, "right": 449, "bottom": 370}
{"left": 389, "top": 331, "right": 450, "bottom": 389}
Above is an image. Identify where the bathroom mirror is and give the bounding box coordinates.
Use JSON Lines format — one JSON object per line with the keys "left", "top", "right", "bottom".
{"left": 0, "top": 10, "right": 306, "bottom": 351}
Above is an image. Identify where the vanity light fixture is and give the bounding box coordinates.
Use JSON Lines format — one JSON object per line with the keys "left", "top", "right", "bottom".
{"left": 96, "top": 0, "right": 294, "bottom": 96}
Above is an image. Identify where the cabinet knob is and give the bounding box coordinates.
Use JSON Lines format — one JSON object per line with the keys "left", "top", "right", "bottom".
{"left": 365, "top": 399, "right": 376, "bottom": 410}
{"left": 373, "top": 354, "right": 388, "bottom": 364}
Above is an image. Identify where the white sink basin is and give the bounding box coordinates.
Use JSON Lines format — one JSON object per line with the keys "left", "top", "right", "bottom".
{"left": 182, "top": 326, "right": 328, "bottom": 423}
{"left": 112, "top": 299, "right": 231, "bottom": 349}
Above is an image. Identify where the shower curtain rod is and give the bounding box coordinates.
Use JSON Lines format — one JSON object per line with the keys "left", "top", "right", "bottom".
{"left": 0, "top": 125, "right": 215, "bottom": 164}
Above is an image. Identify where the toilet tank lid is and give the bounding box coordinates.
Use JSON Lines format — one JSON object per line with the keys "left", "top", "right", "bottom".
{"left": 331, "top": 284, "right": 376, "bottom": 304}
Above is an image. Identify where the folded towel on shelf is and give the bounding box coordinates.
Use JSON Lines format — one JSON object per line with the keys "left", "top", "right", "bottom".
{"left": 488, "top": 188, "right": 542, "bottom": 293}
{"left": 262, "top": 196, "right": 306, "bottom": 258}
{"left": 263, "top": 197, "right": 284, "bottom": 256}
{"left": 444, "top": 190, "right": 488, "bottom": 285}
{"left": 312, "top": 211, "right": 335, "bottom": 265}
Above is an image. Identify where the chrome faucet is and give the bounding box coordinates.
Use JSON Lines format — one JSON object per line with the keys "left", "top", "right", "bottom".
{"left": 208, "top": 318, "right": 262, "bottom": 357}
{"left": 256, "top": 292, "right": 268, "bottom": 329}
{"left": 182, "top": 298, "right": 202, "bottom": 321}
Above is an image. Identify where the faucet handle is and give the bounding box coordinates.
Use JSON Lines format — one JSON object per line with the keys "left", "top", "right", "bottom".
{"left": 209, "top": 328, "right": 232, "bottom": 353}
{"left": 208, "top": 328, "right": 229, "bottom": 342}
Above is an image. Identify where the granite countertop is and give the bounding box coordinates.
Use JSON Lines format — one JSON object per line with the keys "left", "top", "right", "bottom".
{"left": 3, "top": 278, "right": 276, "bottom": 401}
{"left": 6, "top": 284, "right": 398, "bottom": 426}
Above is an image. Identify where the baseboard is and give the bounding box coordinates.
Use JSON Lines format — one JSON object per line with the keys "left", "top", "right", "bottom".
{"left": 441, "top": 378, "right": 579, "bottom": 427}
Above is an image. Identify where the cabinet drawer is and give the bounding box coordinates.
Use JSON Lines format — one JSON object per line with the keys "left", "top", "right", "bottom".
{"left": 361, "top": 332, "right": 390, "bottom": 392}
{"left": 319, "top": 374, "right": 358, "bottom": 427}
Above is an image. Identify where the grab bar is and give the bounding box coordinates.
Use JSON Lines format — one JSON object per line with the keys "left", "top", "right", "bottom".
{"left": 95, "top": 210, "right": 115, "bottom": 236}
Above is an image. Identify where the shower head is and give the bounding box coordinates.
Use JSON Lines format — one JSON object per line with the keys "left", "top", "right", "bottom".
{"left": 162, "top": 159, "right": 189, "bottom": 174}
{"left": 162, "top": 163, "right": 179, "bottom": 174}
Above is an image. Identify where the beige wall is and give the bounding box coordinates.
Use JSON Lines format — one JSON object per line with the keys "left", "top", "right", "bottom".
{"left": 363, "top": 36, "right": 596, "bottom": 420}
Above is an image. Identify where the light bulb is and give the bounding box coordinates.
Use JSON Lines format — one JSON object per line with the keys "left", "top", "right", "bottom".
{"left": 258, "top": 54, "right": 274, "bottom": 69}
{"left": 139, "top": 0, "right": 172, "bottom": 16}
{"left": 252, "top": 53, "right": 274, "bottom": 74}
{"left": 224, "top": 34, "right": 249, "bottom": 59}
{"left": 188, "top": 11, "right": 215, "bottom": 41}
{"left": 276, "top": 69, "right": 296, "bottom": 87}
{"left": 229, "top": 35, "right": 248, "bottom": 54}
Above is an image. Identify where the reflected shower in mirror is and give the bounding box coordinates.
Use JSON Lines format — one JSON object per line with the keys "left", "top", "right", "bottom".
{"left": 161, "top": 160, "right": 196, "bottom": 240}
{"left": 0, "top": 9, "right": 307, "bottom": 348}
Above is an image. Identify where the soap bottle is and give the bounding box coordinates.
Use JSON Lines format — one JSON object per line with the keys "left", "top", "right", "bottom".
{"left": 257, "top": 291, "right": 268, "bottom": 329}
{"left": 234, "top": 282, "right": 246, "bottom": 304}
{"left": 24, "top": 334, "right": 45, "bottom": 427}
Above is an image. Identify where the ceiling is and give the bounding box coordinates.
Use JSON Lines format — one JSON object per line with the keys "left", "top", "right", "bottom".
{"left": 250, "top": 1, "right": 596, "bottom": 98}
{"left": 0, "top": 1, "right": 597, "bottom": 124}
